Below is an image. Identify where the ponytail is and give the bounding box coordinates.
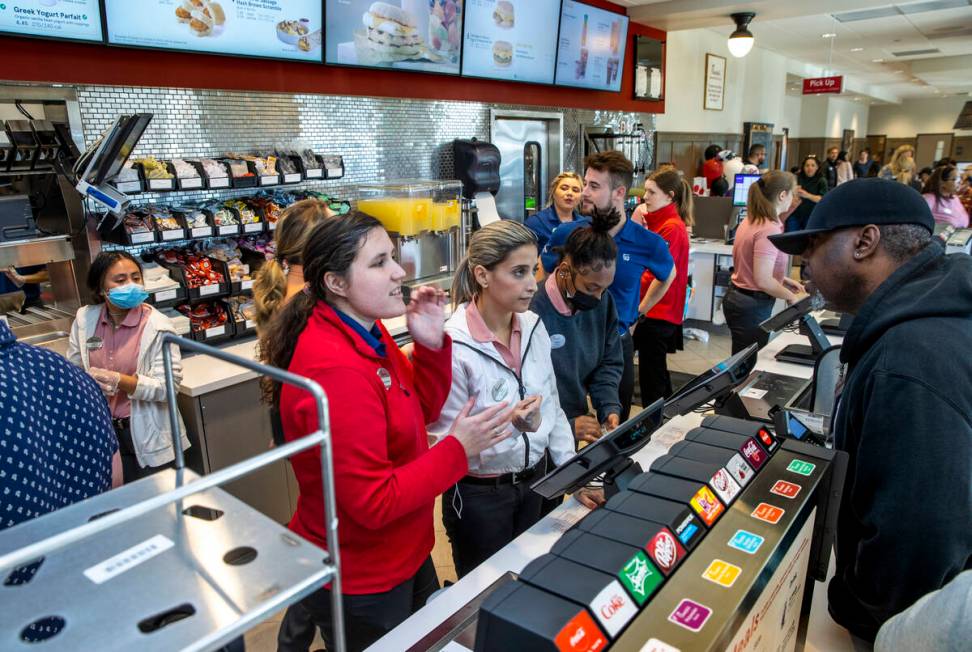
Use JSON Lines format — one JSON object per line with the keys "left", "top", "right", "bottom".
{"left": 259, "top": 210, "right": 383, "bottom": 406}
{"left": 747, "top": 170, "right": 796, "bottom": 225}
{"left": 648, "top": 169, "right": 695, "bottom": 227}
{"left": 252, "top": 258, "right": 287, "bottom": 333}
{"left": 252, "top": 198, "right": 332, "bottom": 334}
{"left": 556, "top": 205, "right": 618, "bottom": 271}
{"left": 452, "top": 221, "right": 538, "bottom": 305}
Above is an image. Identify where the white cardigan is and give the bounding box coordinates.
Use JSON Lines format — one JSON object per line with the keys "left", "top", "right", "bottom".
{"left": 67, "top": 304, "right": 190, "bottom": 468}
{"left": 428, "top": 303, "right": 575, "bottom": 475}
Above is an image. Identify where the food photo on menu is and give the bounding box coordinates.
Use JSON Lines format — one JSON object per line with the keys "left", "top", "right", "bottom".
{"left": 555, "top": 0, "right": 628, "bottom": 91}
{"left": 460, "top": 0, "right": 560, "bottom": 84}
{"left": 103, "top": 0, "right": 322, "bottom": 61}
{"left": 325, "top": 0, "right": 462, "bottom": 74}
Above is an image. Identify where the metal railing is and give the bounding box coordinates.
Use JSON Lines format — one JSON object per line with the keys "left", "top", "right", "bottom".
{"left": 0, "top": 334, "right": 345, "bottom": 652}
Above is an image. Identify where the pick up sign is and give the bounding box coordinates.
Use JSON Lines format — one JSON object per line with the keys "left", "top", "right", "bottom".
{"left": 803, "top": 76, "right": 843, "bottom": 95}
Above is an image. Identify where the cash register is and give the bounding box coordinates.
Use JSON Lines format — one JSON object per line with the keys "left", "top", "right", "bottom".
{"left": 760, "top": 294, "right": 832, "bottom": 366}
{"left": 477, "top": 421, "right": 847, "bottom": 651}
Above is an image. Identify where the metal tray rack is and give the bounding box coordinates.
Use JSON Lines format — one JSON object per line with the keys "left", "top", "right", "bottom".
{"left": 0, "top": 334, "right": 345, "bottom": 651}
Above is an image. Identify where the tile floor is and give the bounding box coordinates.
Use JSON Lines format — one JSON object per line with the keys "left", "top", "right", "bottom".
{"left": 244, "top": 328, "right": 733, "bottom": 651}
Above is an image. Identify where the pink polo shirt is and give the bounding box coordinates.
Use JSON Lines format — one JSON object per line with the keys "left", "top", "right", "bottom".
{"left": 89, "top": 304, "right": 151, "bottom": 419}
{"left": 465, "top": 299, "right": 522, "bottom": 375}
{"left": 544, "top": 272, "right": 573, "bottom": 317}
{"left": 924, "top": 194, "right": 970, "bottom": 229}
{"left": 731, "top": 217, "right": 788, "bottom": 292}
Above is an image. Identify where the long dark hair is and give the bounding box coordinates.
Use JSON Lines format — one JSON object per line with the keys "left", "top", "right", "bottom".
{"left": 259, "top": 211, "right": 383, "bottom": 405}
{"left": 558, "top": 206, "right": 619, "bottom": 271}
{"left": 798, "top": 155, "right": 822, "bottom": 183}
{"left": 923, "top": 165, "right": 957, "bottom": 207}
{"left": 87, "top": 250, "right": 143, "bottom": 304}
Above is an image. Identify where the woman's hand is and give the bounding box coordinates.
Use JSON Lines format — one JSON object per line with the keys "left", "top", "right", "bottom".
{"left": 88, "top": 367, "right": 121, "bottom": 396}
{"left": 574, "top": 487, "right": 605, "bottom": 509}
{"left": 781, "top": 277, "right": 805, "bottom": 295}
{"left": 511, "top": 395, "right": 542, "bottom": 433}
{"left": 449, "top": 396, "right": 514, "bottom": 458}
{"left": 406, "top": 285, "right": 447, "bottom": 350}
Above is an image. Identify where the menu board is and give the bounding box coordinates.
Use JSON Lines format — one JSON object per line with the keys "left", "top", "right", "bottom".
{"left": 460, "top": 0, "right": 560, "bottom": 84}
{"left": 104, "top": 0, "right": 323, "bottom": 62}
{"left": 0, "top": 0, "right": 102, "bottom": 42}
{"left": 555, "top": 0, "right": 628, "bottom": 92}
{"left": 326, "top": 0, "right": 462, "bottom": 75}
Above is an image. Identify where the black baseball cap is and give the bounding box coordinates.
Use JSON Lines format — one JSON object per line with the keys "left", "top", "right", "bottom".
{"left": 769, "top": 178, "right": 934, "bottom": 255}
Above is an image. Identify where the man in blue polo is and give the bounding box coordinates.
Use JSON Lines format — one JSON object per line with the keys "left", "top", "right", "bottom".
{"left": 542, "top": 151, "right": 675, "bottom": 419}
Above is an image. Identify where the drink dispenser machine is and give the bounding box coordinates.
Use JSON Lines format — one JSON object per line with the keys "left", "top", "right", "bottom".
{"left": 357, "top": 180, "right": 462, "bottom": 285}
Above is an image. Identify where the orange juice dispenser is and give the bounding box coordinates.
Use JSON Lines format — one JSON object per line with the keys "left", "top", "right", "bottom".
{"left": 356, "top": 180, "right": 462, "bottom": 285}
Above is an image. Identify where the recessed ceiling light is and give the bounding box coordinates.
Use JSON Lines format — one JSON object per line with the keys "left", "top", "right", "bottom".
{"left": 822, "top": 32, "right": 837, "bottom": 38}
{"left": 872, "top": 58, "right": 885, "bottom": 63}
{"left": 850, "top": 47, "right": 864, "bottom": 52}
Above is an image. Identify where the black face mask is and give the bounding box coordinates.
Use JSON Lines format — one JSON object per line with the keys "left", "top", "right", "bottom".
{"left": 569, "top": 289, "right": 601, "bottom": 311}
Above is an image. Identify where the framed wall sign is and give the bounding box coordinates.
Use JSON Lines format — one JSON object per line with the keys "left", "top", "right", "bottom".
{"left": 704, "top": 53, "right": 726, "bottom": 111}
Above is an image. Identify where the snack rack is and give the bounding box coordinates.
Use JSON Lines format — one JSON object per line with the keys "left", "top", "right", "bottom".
{"left": 0, "top": 335, "right": 345, "bottom": 652}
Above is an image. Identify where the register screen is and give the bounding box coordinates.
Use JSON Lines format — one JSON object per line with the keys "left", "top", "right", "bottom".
{"left": 105, "top": 0, "right": 323, "bottom": 62}
{"left": 461, "top": 0, "right": 560, "bottom": 84}
{"left": 0, "top": 0, "right": 102, "bottom": 42}
{"left": 733, "top": 174, "right": 762, "bottom": 206}
{"left": 554, "top": 0, "right": 628, "bottom": 92}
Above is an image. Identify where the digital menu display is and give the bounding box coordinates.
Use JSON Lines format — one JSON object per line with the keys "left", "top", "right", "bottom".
{"left": 326, "top": 0, "right": 462, "bottom": 75}
{"left": 555, "top": 0, "right": 628, "bottom": 92}
{"left": 0, "top": 0, "right": 102, "bottom": 43}
{"left": 460, "top": 0, "right": 560, "bottom": 84}
{"left": 104, "top": 0, "right": 323, "bottom": 62}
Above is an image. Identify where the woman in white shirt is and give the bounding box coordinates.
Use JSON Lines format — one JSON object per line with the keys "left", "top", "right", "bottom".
{"left": 429, "top": 221, "right": 601, "bottom": 578}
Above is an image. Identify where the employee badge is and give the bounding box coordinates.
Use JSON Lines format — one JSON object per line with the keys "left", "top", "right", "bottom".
{"left": 490, "top": 378, "right": 509, "bottom": 402}
{"left": 85, "top": 336, "right": 104, "bottom": 350}
{"left": 376, "top": 367, "right": 392, "bottom": 390}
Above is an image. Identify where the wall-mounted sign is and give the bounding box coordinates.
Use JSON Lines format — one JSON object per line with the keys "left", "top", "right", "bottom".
{"left": 704, "top": 53, "right": 725, "bottom": 111}
{"left": 802, "top": 75, "right": 843, "bottom": 95}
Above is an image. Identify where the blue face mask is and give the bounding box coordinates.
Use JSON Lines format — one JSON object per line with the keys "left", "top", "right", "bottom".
{"left": 107, "top": 283, "right": 149, "bottom": 310}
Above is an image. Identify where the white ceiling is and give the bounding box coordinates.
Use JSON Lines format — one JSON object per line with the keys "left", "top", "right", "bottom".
{"left": 616, "top": 0, "right": 972, "bottom": 102}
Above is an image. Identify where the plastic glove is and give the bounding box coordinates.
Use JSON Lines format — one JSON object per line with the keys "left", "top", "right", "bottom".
{"left": 88, "top": 367, "right": 121, "bottom": 396}
{"left": 3, "top": 267, "right": 25, "bottom": 288}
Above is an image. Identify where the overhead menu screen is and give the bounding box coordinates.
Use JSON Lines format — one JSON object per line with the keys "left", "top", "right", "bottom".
{"left": 104, "top": 0, "right": 323, "bottom": 62}
{"left": 326, "top": 0, "right": 463, "bottom": 75}
{"left": 460, "top": 0, "right": 560, "bottom": 84}
{"left": 555, "top": 0, "right": 628, "bottom": 92}
{"left": 0, "top": 0, "right": 103, "bottom": 43}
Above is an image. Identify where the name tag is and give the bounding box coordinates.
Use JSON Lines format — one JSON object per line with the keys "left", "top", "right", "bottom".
{"left": 86, "top": 336, "right": 104, "bottom": 350}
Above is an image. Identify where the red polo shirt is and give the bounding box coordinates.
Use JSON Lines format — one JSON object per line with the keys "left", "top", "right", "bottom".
{"left": 638, "top": 202, "right": 690, "bottom": 325}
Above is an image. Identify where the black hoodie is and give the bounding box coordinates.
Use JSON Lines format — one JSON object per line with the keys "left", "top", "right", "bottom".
{"left": 828, "top": 242, "right": 972, "bottom": 641}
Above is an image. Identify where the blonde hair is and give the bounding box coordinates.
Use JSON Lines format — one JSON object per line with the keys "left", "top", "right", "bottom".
{"left": 546, "top": 171, "right": 583, "bottom": 208}
{"left": 747, "top": 170, "right": 796, "bottom": 225}
{"left": 452, "top": 221, "right": 538, "bottom": 305}
{"left": 252, "top": 199, "right": 332, "bottom": 332}
{"left": 887, "top": 144, "right": 915, "bottom": 176}
{"left": 895, "top": 157, "right": 916, "bottom": 186}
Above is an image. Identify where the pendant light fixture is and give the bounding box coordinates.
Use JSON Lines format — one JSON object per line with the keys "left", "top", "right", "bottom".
{"left": 728, "top": 12, "right": 755, "bottom": 58}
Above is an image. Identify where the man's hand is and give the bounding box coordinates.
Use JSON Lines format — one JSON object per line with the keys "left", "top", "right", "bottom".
{"left": 574, "top": 487, "right": 605, "bottom": 509}
{"left": 602, "top": 413, "right": 620, "bottom": 432}
{"left": 574, "top": 415, "right": 603, "bottom": 444}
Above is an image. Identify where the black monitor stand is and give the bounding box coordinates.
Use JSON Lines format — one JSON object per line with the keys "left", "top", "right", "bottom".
{"left": 775, "top": 313, "right": 830, "bottom": 367}
{"left": 820, "top": 312, "right": 852, "bottom": 336}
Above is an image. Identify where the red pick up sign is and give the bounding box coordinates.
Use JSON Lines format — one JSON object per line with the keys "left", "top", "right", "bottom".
{"left": 803, "top": 76, "right": 843, "bottom": 95}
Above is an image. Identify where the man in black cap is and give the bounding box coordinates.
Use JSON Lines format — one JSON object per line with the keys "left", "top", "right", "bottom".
{"left": 769, "top": 178, "right": 972, "bottom": 642}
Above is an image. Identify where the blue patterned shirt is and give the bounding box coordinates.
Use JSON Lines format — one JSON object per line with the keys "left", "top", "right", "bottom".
{"left": 0, "top": 318, "right": 117, "bottom": 531}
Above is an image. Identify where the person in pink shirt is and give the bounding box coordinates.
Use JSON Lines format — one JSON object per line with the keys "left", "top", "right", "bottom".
{"left": 723, "top": 171, "right": 807, "bottom": 354}
{"left": 68, "top": 251, "right": 189, "bottom": 483}
{"left": 923, "top": 165, "right": 970, "bottom": 229}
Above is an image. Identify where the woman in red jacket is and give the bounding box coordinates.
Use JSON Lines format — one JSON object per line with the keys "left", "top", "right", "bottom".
{"left": 261, "top": 211, "right": 513, "bottom": 652}
{"left": 632, "top": 169, "right": 693, "bottom": 406}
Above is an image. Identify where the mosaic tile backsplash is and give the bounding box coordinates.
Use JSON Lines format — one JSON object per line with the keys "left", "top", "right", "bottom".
{"left": 75, "top": 85, "right": 655, "bottom": 202}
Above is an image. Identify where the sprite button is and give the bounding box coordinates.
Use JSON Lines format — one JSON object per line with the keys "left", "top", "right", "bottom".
{"left": 617, "top": 551, "right": 662, "bottom": 606}
{"left": 786, "top": 459, "right": 816, "bottom": 476}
